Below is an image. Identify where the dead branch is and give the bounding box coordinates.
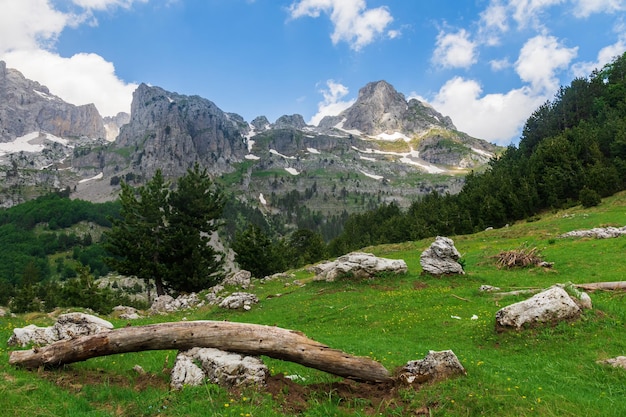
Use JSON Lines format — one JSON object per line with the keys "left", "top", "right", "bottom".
{"left": 492, "top": 247, "right": 552, "bottom": 269}
{"left": 574, "top": 281, "right": 626, "bottom": 291}
{"left": 8, "top": 321, "right": 391, "bottom": 383}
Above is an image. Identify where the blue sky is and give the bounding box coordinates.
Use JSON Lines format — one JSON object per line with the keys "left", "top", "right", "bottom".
{"left": 1, "top": 0, "right": 625, "bottom": 145}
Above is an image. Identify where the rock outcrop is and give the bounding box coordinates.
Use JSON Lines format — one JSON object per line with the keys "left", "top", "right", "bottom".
{"left": 312, "top": 252, "right": 408, "bottom": 282}
{"left": 400, "top": 350, "right": 466, "bottom": 384}
{"left": 108, "top": 83, "right": 249, "bottom": 179}
{"left": 171, "top": 347, "right": 268, "bottom": 390}
{"left": 560, "top": 226, "right": 626, "bottom": 239}
{"left": 149, "top": 293, "right": 202, "bottom": 314}
{"left": 7, "top": 313, "right": 113, "bottom": 347}
{"left": 218, "top": 292, "right": 259, "bottom": 310}
{"left": 420, "top": 236, "right": 465, "bottom": 275}
{"left": 0, "top": 61, "right": 105, "bottom": 142}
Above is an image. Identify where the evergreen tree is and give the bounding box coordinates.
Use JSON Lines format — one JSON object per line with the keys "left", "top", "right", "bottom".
{"left": 232, "top": 224, "right": 286, "bottom": 278}
{"left": 105, "top": 166, "right": 226, "bottom": 295}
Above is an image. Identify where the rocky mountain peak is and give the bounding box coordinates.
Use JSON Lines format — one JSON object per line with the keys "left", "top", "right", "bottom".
{"left": 273, "top": 114, "right": 308, "bottom": 130}
{"left": 337, "top": 80, "right": 455, "bottom": 137}
{"left": 108, "top": 83, "right": 249, "bottom": 179}
{"left": 0, "top": 60, "right": 105, "bottom": 141}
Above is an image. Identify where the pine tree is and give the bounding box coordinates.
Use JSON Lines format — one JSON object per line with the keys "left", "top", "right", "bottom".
{"left": 105, "top": 166, "right": 226, "bottom": 295}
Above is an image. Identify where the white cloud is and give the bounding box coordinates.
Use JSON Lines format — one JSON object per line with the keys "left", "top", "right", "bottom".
{"left": 572, "top": 0, "right": 626, "bottom": 17}
{"left": 572, "top": 34, "right": 626, "bottom": 76}
{"left": 431, "top": 77, "right": 546, "bottom": 145}
{"left": 0, "top": 0, "right": 141, "bottom": 117}
{"left": 288, "top": 0, "right": 394, "bottom": 51}
{"left": 308, "top": 80, "right": 355, "bottom": 126}
{"left": 3, "top": 49, "right": 137, "bottom": 116}
{"left": 509, "top": 0, "right": 566, "bottom": 29}
{"left": 479, "top": 1, "right": 509, "bottom": 45}
{"left": 71, "top": 0, "right": 148, "bottom": 11}
{"left": 490, "top": 58, "right": 511, "bottom": 71}
{"left": 0, "top": 0, "right": 70, "bottom": 52}
{"left": 432, "top": 29, "right": 477, "bottom": 68}
{"left": 515, "top": 35, "right": 578, "bottom": 92}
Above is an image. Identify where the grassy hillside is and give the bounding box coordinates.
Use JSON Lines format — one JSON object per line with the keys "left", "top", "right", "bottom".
{"left": 1, "top": 192, "right": 625, "bottom": 416}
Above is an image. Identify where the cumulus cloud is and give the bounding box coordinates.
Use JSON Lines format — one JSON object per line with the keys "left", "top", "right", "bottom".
{"left": 431, "top": 77, "right": 545, "bottom": 144}
{"left": 308, "top": 80, "right": 355, "bottom": 126}
{"left": 515, "top": 35, "right": 578, "bottom": 92}
{"left": 0, "top": 0, "right": 71, "bottom": 52}
{"left": 432, "top": 29, "right": 477, "bottom": 68}
{"left": 429, "top": 35, "right": 578, "bottom": 144}
{"left": 0, "top": 0, "right": 141, "bottom": 117}
{"left": 288, "top": 0, "right": 395, "bottom": 51}
{"left": 3, "top": 49, "right": 137, "bottom": 116}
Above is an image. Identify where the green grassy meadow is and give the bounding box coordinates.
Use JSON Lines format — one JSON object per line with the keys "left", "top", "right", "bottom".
{"left": 1, "top": 192, "right": 625, "bottom": 416}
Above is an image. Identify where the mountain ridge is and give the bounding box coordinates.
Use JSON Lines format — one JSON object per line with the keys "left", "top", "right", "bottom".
{"left": 0, "top": 61, "right": 501, "bottom": 216}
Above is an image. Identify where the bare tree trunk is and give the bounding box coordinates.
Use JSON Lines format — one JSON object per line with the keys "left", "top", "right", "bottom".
{"left": 575, "top": 281, "right": 626, "bottom": 291}
{"left": 9, "top": 321, "right": 391, "bottom": 383}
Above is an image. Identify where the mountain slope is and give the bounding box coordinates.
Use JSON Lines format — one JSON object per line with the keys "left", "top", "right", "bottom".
{"left": 0, "top": 61, "right": 501, "bottom": 226}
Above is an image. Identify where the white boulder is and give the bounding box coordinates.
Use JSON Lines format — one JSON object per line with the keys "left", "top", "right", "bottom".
{"left": 400, "top": 350, "right": 466, "bottom": 384}
{"left": 312, "top": 252, "right": 407, "bottom": 282}
{"left": 218, "top": 292, "right": 259, "bottom": 310}
{"left": 171, "top": 348, "right": 268, "bottom": 390}
{"left": 495, "top": 286, "right": 582, "bottom": 330}
{"left": 420, "top": 236, "right": 464, "bottom": 275}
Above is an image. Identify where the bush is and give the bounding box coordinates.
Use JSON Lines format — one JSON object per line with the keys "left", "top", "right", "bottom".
{"left": 579, "top": 187, "right": 601, "bottom": 208}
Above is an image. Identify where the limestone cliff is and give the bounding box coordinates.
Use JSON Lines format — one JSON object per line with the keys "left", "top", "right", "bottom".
{"left": 0, "top": 61, "right": 105, "bottom": 141}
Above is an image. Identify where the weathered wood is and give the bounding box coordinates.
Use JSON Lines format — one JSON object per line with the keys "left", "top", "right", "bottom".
{"left": 9, "top": 321, "right": 391, "bottom": 382}
{"left": 574, "top": 281, "right": 626, "bottom": 291}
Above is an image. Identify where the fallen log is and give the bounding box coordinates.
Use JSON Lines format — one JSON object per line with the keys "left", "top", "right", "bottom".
{"left": 9, "top": 320, "right": 391, "bottom": 383}
{"left": 574, "top": 281, "right": 626, "bottom": 291}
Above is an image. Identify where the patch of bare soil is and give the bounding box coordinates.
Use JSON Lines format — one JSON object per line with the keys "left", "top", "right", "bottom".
{"left": 39, "top": 366, "right": 170, "bottom": 393}
{"left": 264, "top": 375, "right": 431, "bottom": 416}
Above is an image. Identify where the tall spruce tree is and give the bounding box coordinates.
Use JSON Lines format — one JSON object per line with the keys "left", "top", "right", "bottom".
{"left": 105, "top": 165, "right": 226, "bottom": 295}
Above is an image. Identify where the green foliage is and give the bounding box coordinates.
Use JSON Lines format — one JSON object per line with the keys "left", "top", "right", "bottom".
{"left": 232, "top": 224, "right": 286, "bottom": 278}
{"left": 105, "top": 165, "right": 227, "bottom": 295}
{"left": 286, "top": 229, "right": 328, "bottom": 268}
{"left": 579, "top": 186, "right": 601, "bottom": 207}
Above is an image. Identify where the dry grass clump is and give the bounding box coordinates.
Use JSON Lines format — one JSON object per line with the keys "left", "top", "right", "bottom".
{"left": 492, "top": 247, "right": 552, "bottom": 269}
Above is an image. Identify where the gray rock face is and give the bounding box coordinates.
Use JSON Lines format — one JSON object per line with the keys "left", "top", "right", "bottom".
{"left": 250, "top": 115, "right": 270, "bottom": 131}
{"left": 0, "top": 61, "right": 105, "bottom": 142}
{"left": 171, "top": 347, "right": 268, "bottom": 390}
{"left": 273, "top": 114, "right": 308, "bottom": 130}
{"left": 560, "top": 226, "right": 626, "bottom": 239}
{"left": 339, "top": 80, "right": 455, "bottom": 136}
{"left": 312, "top": 252, "right": 408, "bottom": 282}
{"left": 149, "top": 293, "right": 202, "bottom": 314}
{"left": 401, "top": 350, "right": 466, "bottom": 384}
{"left": 7, "top": 313, "right": 113, "bottom": 347}
{"left": 103, "top": 112, "right": 130, "bottom": 141}
{"left": 109, "top": 83, "right": 249, "bottom": 179}
{"left": 222, "top": 270, "right": 252, "bottom": 289}
{"left": 495, "top": 286, "right": 582, "bottom": 330}
{"left": 420, "top": 236, "right": 465, "bottom": 275}
{"left": 218, "top": 292, "right": 259, "bottom": 310}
